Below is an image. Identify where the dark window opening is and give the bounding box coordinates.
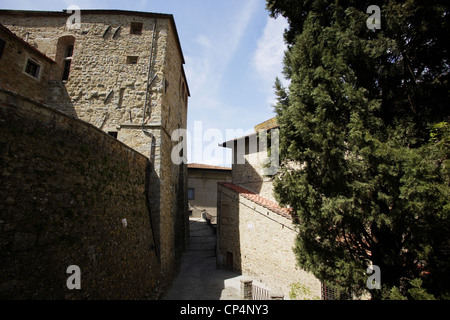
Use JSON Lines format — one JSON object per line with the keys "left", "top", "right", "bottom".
{"left": 25, "top": 59, "right": 40, "bottom": 78}
{"left": 62, "top": 59, "right": 72, "bottom": 81}
{"left": 188, "top": 188, "right": 195, "bottom": 200}
{"left": 0, "top": 38, "right": 6, "bottom": 59}
{"left": 130, "top": 22, "right": 143, "bottom": 35}
{"left": 108, "top": 132, "right": 118, "bottom": 139}
{"left": 126, "top": 56, "right": 138, "bottom": 65}
{"left": 65, "top": 45, "right": 74, "bottom": 58}
{"left": 57, "top": 36, "right": 75, "bottom": 81}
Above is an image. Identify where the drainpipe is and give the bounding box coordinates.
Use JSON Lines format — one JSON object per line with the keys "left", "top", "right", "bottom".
{"left": 141, "top": 18, "right": 159, "bottom": 160}
{"left": 143, "top": 18, "right": 160, "bottom": 263}
{"left": 142, "top": 18, "right": 158, "bottom": 133}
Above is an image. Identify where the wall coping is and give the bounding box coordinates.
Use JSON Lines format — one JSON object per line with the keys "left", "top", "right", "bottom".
{"left": 218, "top": 182, "right": 294, "bottom": 221}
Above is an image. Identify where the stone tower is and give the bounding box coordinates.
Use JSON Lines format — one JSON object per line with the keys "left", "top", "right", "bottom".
{"left": 0, "top": 9, "right": 190, "bottom": 285}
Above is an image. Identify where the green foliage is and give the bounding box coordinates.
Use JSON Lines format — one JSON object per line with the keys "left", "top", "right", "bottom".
{"left": 268, "top": 0, "right": 450, "bottom": 299}
{"left": 387, "top": 279, "right": 437, "bottom": 300}
{"left": 289, "top": 282, "right": 320, "bottom": 300}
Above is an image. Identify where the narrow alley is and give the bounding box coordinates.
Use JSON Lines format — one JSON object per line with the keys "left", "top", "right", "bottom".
{"left": 163, "top": 217, "right": 243, "bottom": 300}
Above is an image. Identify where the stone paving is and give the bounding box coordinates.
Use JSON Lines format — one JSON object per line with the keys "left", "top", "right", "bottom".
{"left": 163, "top": 218, "right": 243, "bottom": 300}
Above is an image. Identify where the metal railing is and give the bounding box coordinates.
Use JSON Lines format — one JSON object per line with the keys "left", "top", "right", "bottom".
{"left": 252, "top": 284, "right": 271, "bottom": 300}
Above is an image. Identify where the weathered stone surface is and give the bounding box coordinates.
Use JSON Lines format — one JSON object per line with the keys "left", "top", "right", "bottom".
{"left": 0, "top": 89, "right": 161, "bottom": 299}
{"left": 0, "top": 10, "right": 190, "bottom": 295}
{"left": 217, "top": 184, "right": 322, "bottom": 300}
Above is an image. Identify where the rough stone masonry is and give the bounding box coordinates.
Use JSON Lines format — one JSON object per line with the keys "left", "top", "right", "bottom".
{"left": 0, "top": 9, "right": 190, "bottom": 298}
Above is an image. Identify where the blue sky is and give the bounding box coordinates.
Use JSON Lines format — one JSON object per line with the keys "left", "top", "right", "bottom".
{"left": 1, "top": 0, "right": 288, "bottom": 166}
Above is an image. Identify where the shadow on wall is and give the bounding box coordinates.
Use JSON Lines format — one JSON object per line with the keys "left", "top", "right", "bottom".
{"left": 163, "top": 218, "right": 241, "bottom": 300}
{"left": 46, "top": 80, "right": 78, "bottom": 118}
{"left": 231, "top": 136, "right": 264, "bottom": 195}
{"left": 216, "top": 184, "right": 242, "bottom": 274}
{"left": 45, "top": 35, "right": 78, "bottom": 118}
{"left": 0, "top": 88, "right": 162, "bottom": 299}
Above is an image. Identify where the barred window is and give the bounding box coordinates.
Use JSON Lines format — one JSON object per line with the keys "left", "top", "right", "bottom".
{"left": 24, "top": 58, "right": 41, "bottom": 79}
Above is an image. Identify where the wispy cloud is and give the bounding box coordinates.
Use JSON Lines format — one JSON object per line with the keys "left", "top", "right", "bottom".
{"left": 185, "top": 0, "right": 259, "bottom": 105}
{"left": 252, "top": 16, "right": 288, "bottom": 105}
{"left": 185, "top": 0, "right": 260, "bottom": 165}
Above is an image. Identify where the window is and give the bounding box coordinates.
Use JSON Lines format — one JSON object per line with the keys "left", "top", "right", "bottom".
{"left": 0, "top": 38, "right": 5, "bottom": 59}
{"left": 65, "top": 45, "right": 74, "bottom": 58}
{"left": 62, "top": 45, "right": 74, "bottom": 81}
{"left": 24, "top": 58, "right": 41, "bottom": 79}
{"left": 188, "top": 188, "right": 195, "bottom": 200}
{"left": 126, "top": 56, "right": 138, "bottom": 65}
{"left": 62, "top": 59, "right": 71, "bottom": 81}
{"left": 130, "top": 22, "right": 143, "bottom": 35}
{"left": 108, "top": 132, "right": 118, "bottom": 139}
{"left": 56, "top": 36, "right": 75, "bottom": 81}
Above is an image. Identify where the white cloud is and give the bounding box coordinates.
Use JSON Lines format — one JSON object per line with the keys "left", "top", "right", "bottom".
{"left": 185, "top": 0, "right": 258, "bottom": 104}
{"left": 195, "top": 34, "right": 212, "bottom": 49}
{"left": 252, "top": 16, "right": 289, "bottom": 106}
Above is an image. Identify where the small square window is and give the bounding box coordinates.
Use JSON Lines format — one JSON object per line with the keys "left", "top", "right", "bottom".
{"left": 126, "top": 56, "right": 138, "bottom": 65}
{"left": 188, "top": 188, "right": 195, "bottom": 200}
{"left": 0, "top": 38, "right": 6, "bottom": 59}
{"left": 24, "top": 58, "right": 41, "bottom": 79}
{"left": 130, "top": 22, "right": 143, "bottom": 35}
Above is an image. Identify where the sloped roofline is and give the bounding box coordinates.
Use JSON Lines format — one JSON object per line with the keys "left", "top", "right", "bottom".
{"left": 219, "top": 182, "right": 293, "bottom": 221}
{"left": 187, "top": 163, "right": 232, "bottom": 171}
{"left": 0, "top": 23, "right": 56, "bottom": 63}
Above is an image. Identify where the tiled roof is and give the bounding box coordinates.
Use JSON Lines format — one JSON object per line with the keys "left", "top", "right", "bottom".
{"left": 219, "top": 182, "right": 293, "bottom": 220}
{"left": 188, "top": 163, "right": 232, "bottom": 171}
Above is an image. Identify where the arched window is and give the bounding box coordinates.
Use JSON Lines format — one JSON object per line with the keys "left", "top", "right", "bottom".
{"left": 55, "top": 36, "right": 75, "bottom": 81}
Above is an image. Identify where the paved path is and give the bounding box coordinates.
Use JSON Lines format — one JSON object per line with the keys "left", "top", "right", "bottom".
{"left": 163, "top": 218, "right": 243, "bottom": 300}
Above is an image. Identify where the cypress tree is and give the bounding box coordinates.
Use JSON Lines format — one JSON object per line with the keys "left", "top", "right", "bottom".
{"left": 268, "top": 0, "right": 450, "bottom": 299}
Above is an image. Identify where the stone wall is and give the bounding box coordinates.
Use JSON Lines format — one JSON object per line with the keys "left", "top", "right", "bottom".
{"left": 232, "top": 145, "right": 276, "bottom": 202}
{"left": 0, "top": 10, "right": 190, "bottom": 290}
{"left": 0, "top": 88, "right": 162, "bottom": 299}
{"left": 0, "top": 25, "right": 54, "bottom": 103}
{"left": 227, "top": 133, "right": 277, "bottom": 202}
{"left": 188, "top": 168, "right": 232, "bottom": 218}
{"left": 217, "top": 183, "right": 322, "bottom": 300}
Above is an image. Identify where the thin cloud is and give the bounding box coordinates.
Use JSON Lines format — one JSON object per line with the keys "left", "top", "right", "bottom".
{"left": 185, "top": 0, "right": 259, "bottom": 107}
{"left": 252, "top": 16, "right": 288, "bottom": 105}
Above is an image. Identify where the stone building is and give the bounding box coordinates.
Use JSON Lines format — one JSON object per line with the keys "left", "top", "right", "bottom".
{"left": 0, "top": 24, "right": 55, "bottom": 102}
{"left": 216, "top": 118, "right": 323, "bottom": 299}
{"left": 187, "top": 163, "right": 232, "bottom": 222}
{"left": 0, "top": 9, "right": 189, "bottom": 295}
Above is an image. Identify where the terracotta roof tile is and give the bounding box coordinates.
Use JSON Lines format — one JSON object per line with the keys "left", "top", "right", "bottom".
{"left": 219, "top": 182, "right": 294, "bottom": 220}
